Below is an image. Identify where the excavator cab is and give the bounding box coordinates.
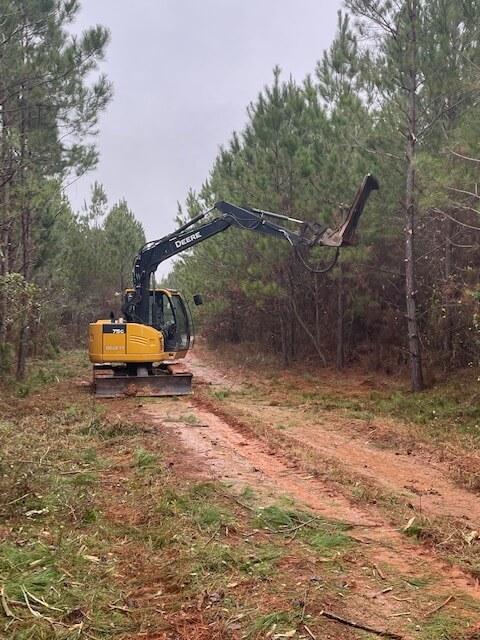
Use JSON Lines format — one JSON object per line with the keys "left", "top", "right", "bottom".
{"left": 146, "top": 289, "right": 192, "bottom": 352}
{"left": 109, "top": 287, "right": 193, "bottom": 357}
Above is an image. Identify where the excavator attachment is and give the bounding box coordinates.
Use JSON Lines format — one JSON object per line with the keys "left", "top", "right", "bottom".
{"left": 93, "top": 363, "right": 192, "bottom": 398}
{"left": 315, "top": 174, "right": 379, "bottom": 247}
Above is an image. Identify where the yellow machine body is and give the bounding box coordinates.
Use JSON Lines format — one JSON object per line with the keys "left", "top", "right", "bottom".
{"left": 89, "top": 320, "right": 188, "bottom": 364}
{"left": 89, "top": 288, "right": 190, "bottom": 366}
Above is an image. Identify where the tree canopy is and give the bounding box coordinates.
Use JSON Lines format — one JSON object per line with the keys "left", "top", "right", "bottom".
{"left": 169, "top": 2, "right": 480, "bottom": 387}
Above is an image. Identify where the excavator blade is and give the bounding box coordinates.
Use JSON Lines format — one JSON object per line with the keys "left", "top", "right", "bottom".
{"left": 93, "top": 364, "right": 192, "bottom": 398}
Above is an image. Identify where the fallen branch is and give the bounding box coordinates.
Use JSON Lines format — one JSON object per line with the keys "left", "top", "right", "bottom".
{"left": 392, "top": 596, "right": 413, "bottom": 603}
{"left": 203, "top": 525, "right": 221, "bottom": 547}
{"left": 320, "top": 609, "right": 403, "bottom": 639}
{"left": 21, "top": 586, "right": 46, "bottom": 621}
{"left": 372, "top": 586, "right": 393, "bottom": 599}
{"left": 286, "top": 517, "right": 317, "bottom": 543}
{"left": 424, "top": 595, "right": 454, "bottom": 618}
{"left": 6, "top": 492, "right": 30, "bottom": 506}
{"left": 216, "top": 490, "right": 256, "bottom": 513}
{"left": 0, "top": 586, "right": 16, "bottom": 619}
{"left": 374, "top": 563, "right": 386, "bottom": 580}
{"left": 303, "top": 623, "right": 317, "bottom": 639}
{"left": 108, "top": 604, "right": 132, "bottom": 614}
{"left": 22, "top": 587, "right": 63, "bottom": 612}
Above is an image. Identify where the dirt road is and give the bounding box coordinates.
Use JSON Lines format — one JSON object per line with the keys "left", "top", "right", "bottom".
{"left": 139, "top": 351, "right": 480, "bottom": 639}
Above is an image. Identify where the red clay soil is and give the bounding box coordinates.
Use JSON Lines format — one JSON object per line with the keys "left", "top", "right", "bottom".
{"left": 187, "top": 352, "right": 480, "bottom": 528}
{"left": 140, "top": 360, "right": 480, "bottom": 620}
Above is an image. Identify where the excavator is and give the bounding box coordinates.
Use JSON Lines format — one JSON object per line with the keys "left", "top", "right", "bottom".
{"left": 89, "top": 174, "right": 379, "bottom": 397}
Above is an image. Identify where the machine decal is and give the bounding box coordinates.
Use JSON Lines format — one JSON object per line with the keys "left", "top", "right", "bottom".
{"left": 103, "top": 325, "right": 126, "bottom": 334}
{"left": 174, "top": 231, "right": 202, "bottom": 248}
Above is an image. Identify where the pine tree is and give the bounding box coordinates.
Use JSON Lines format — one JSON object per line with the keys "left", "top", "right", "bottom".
{"left": 0, "top": 0, "right": 112, "bottom": 377}
{"left": 103, "top": 200, "right": 145, "bottom": 294}
{"left": 345, "top": 0, "right": 425, "bottom": 389}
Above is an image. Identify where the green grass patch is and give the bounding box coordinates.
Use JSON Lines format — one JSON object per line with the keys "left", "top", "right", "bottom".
{"left": 308, "top": 531, "right": 352, "bottom": 552}
{"left": 182, "top": 413, "right": 200, "bottom": 424}
{"left": 212, "top": 389, "right": 230, "bottom": 400}
{"left": 250, "top": 610, "right": 299, "bottom": 635}
{"left": 292, "top": 372, "right": 480, "bottom": 447}
{"left": 238, "top": 543, "right": 283, "bottom": 578}
{"left": 419, "top": 613, "right": 459, "bottom": 639}
{"left": 81, "top": 415, "right": 139, "bottom": 439}
{"left": 133, "top": 447, "right": 158, "bottom": 469}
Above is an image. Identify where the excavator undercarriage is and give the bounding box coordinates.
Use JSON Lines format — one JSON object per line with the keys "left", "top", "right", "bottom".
{"left": 93, "top": 362, "right": 192, "bottom": 398}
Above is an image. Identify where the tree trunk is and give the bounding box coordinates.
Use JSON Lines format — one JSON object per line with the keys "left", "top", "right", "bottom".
{"left": 16, "top": 208, "right": 31, "bottom": 380}
{"left": 443, "top": 217, "right": 453, "bottom": 357}
{"left": 280, "top": 308, "right": 290, "bottom": 367}
{"left": 0, "top": 97, "right": 11, "bottom": 351}
{"left": 0, "top": 183, "right": 10, "bottom": 348}
{"left": 404, "top": 0, "right": 424, "bottom": 391}
{"left": 314, "top": 273, "right": 321, "bottom": 347}
{"left": 290, "top": 293, "right": 327, "bottom": 366}
{"left": 336, "top": 265, "right": 344, "bottom": 370}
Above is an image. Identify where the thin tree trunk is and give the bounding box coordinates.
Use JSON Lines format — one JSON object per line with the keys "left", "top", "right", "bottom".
{"left": 443, "top": 217, "right": 453, "bottom": 357}
{"left": 404, "top": 0, "right": 424, "bottom": 391}
{"left": 16, "top": 208, "right": 31, "bottom": 380}
{"left": 16, "top": 80, "right": 29, "bottom": 381}
{"left": 0, "top": 98, "right": 11, "bottom": 351}
{"left": 336, "top": 265, "right": 344, "bottom": 370}
{"left": 280, "top": 309, "right": 290, "bottom": 367}
{"left": 314, "top": 273, "right": 321, "bottom": 347}
{"left": 0, "top": 183, "right": 10, "bottom": 348}
{"left": 290, "top": 293, "right": 327, "bottom": 366}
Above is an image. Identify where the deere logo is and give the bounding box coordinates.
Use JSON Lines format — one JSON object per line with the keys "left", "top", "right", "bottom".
{"left": 174, "top": 231, "right": 201, "bottom": 248}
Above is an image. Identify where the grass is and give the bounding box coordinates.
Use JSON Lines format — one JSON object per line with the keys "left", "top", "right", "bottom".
{"left": 254, "top": 504, "right": 353, "bottom": 558}
{"left": 250, "top": 610, "right": 299, "bottom": 635}
{"left": 212, "top": 389, "right": 230, "bottom": 400}
{"left": 206, "top": 344, "right": 480, "bottom": 449}
{"left": 193, "top": 352, "right": 480, "bottom": 600}
{"left": 295, "top": 374, "right": 480, "bottom": 447}
{"left": 419, "top": 614, "right": 459, "bottom": 640}
{"left": 0, "top": 353, "right": 365, "bottom": 637}
{"left": 2, "top": 350, "right": 479, "bottom": 639}
{"left": 133, "top": 447, "right": 158, "bottom": 469}
{"left": 182, "top": 412, "right": 200, "bottom": 424}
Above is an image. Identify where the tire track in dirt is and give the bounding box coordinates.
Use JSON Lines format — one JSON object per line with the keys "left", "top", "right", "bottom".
{"left": 229, "top": 404, "right": 480, "bottom": 525}
{"left": 141, "top": 407, "right": 480, "bottom": 609}
{"left": 188, "top": 353, "right": 480, "bottom": 529}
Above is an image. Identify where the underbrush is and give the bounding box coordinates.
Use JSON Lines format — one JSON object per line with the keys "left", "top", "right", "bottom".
{"left": 1, "top": 349, "right": 90, "bottom": 398}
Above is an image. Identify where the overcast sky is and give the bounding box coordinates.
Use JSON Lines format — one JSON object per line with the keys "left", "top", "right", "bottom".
{"left": 68, "top": 0, "right": 342, "bottom": 273}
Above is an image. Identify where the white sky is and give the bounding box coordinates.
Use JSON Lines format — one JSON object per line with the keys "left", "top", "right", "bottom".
{"left": 68, "top": 0, "right": 342, "bottom": 274}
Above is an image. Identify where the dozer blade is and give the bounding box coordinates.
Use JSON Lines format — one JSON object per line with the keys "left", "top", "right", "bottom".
{"left": 93, "top": 365, "right": 192, "bottom": 398}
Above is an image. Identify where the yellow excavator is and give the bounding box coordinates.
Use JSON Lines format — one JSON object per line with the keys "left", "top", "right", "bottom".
{"left": 89, "top": 174, "right": 379, "bottom": 397}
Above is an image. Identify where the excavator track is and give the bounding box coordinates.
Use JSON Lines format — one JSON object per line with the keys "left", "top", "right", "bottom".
{"left": 93, "top": 363, "right": 192, "bottom": 398}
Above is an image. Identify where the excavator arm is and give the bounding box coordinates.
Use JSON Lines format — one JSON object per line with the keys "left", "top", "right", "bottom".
{"left": 125, "top": 174, "right": 379, "bottom": 324}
